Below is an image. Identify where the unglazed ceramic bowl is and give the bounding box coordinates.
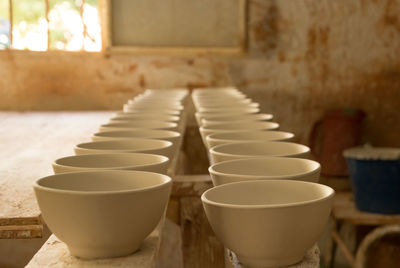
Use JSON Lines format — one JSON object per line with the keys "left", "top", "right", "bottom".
{"left": 98, "top": 121, "right": 178, "bottom": 132}
{"left": 53, "top": 153, "right": 170, "bottom": 175}
{"left": 34, "top": 170, "right": 172, "bottom": 259}
{"left": 128, "top": 98, "right": 182, "bottom": 106}
{"left": 209, "top": 141, "right": 310, "bottom": 164}
{"left": 195, "top": 109, "right": 260, "bottom": 126}
{"left": 201, "top": 113, "right": 273, "bottom": 127}
{"left": 144, "top": 88, "right": 188, "bottom": 97}
{"left": 193, "top": 96, "right": 248, "bottom": 106}
{"left": 115, "top": 111, "right": 182, "bottom": 119}
{"left": 197, "top": 106, "right": 260, "bottom": 115}
{"left": 202, "top": 180, "right": 334, "bottom": 267}
{"left": 206, "top": 130, "right": 294, "bottom": 149}
{"left": 123, "top": 106, "right": 182, "bottom": 115}
{"left": 209, "top": 157, "right": 320, "bottom": 186}
{"left": 92, "top": 129, "right": 181, "bottom": 145}
{"left": 196, "top": 103, "right": 260, "bottom": 113}
{"left": 74, "top": 139, "right": 175, "bottom": 159}
{"left": 199, "top": 122, "right": 280, "bottom": 147}
{"left": 109, "top": 114, "right": 180, "bottom": 123}
{"left": 193, "top": 98, "right": 252, "bottom": 109}
{"left": 126, "top": 102, "right": 184, "bottom": 111}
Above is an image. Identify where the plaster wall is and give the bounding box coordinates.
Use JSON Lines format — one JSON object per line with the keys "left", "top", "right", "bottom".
{"left": 0, "top": 0, "right": 399, "bottom": 146}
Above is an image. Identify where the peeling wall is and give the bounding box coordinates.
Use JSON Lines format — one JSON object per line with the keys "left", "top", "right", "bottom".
{"left": 0, "top": 0, "right": 399, "bottom": 146}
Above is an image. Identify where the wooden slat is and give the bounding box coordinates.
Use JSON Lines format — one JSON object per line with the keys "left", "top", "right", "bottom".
{"left": 332, "top": 192, "right": 400, "bottom": 225}
{"left": 0, "top": 224, "right": 43, "bottom": 239}
{"left": 172, "top": 175, "right": 213, "bottom": 196}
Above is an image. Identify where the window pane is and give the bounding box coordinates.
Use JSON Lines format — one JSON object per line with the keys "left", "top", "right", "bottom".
{"left": 0, "top": 0, "right": 10, "bottom": 49}
{"left": 48, "top": 0, "right": 100, "bottom": 51}
{"left": 12, "top": 0, "right": 47, "bottom": 51}
{"left": 82, "top": 0, "right": 101, "bottom": 51}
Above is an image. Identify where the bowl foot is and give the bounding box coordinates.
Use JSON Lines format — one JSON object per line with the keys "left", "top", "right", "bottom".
{"left": 237, "top": 253, "right": 304, "bottom": 268}
{"left": 68, "top": 243, "right": 141, "bottom": 259}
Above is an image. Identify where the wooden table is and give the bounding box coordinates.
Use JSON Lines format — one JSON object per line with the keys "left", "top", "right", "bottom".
{"left": 0, "top": 112, "right": 114, "bottom": 239}
{"left": 326, "top": 192, "right": 400, "bottom": 268}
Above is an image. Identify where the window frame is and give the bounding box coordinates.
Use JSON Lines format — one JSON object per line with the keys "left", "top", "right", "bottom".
{"left": 100, "top": 0, "right": 248, "bottom": 56}
{"left": 1, "top": 0, "right": 102, "bottom": 54}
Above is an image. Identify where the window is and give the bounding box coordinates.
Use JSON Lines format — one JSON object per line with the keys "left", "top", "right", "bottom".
{"left": 0, "top": 0, "right": 101, "bottom": 51}
{"left": 103, "top": 0, "right": 247, "bottom": 55}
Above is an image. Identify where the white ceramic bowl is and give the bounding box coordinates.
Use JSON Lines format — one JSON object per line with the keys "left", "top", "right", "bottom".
{"left": 53, "top": 153, "right": 170, "bottom": 175}
{"left": 74, "top": 139, "right": 175, "bottom": 160}
{"left": 210, "top": 141, "right": 310, "bottom": 164}
{"left": 34, "top": 170, "right": 172, "bottom": 259}
{"left": 123, "top": 106, "right": 182, "bottom": 115}
{"left": 201, "top": 113, "right": 273, "bottom": 127}
{"left": 202, "top": 180, "right": 334, "bottom": 267}
{"left": 98, "top": 121, "right": 178, "bottom": 132}
{"left": 199, "top": 122, "right": 279, "bottom": 147}
{"left": 206, "top": 130, "right": 294, "bottom": 148}
{"left": 209, "top": 157, "right": 320, "bottom": 186}
{"left": 92, "top": 130, "right": 181, "bottom": 145}
{"left": 195, "top": 109, "right": 260, "bottom": 126}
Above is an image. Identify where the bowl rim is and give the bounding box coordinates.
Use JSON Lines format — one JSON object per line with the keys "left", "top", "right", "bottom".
{"left": 195, "top": 108, "right": 259, "bottom": 117}
{"left": 34, "top": 170, "right": 172, "bottom": 195}
{"left": 111, "top": 114, "right": 180, "bottom": 122}
{"left": 200, "top": 122, "right": 280, "bottom": 131}
{"left": 92, "top": 130, "right": 181, "bottom": 139}
{"left": 100, "top": 121, "right": 178, "bottom": 129}
{"left": 75, "top": 138, "right": 173, "bottom": 151}
{"left": 197, "top": 103, "right": 260, "bottom": 110}
{"left": 124, "top": 104, "right": 184, "bottom": 112}
{"left": 201, "top": 179, "right": 335, "bottom": 209}
{"left": 209, "top": 141, "right": 310, "bottom": 158}
{"left": 201, "top": 113, "right": 274, "bottom": 123}
{"left": 53, "top": 153, "right": 169, "bottom": 170}
{"left": 208, "top": 156, "right": 321, "bottom": 179}
{"left": 206, "top": 130, "right": 294, "bottom": 143}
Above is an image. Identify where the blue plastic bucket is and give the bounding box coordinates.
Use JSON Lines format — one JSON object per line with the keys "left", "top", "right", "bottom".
{"left": 344, "top": 147, "right": 400, "bottom": 214}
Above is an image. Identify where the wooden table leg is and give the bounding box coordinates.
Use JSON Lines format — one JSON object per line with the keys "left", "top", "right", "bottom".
{"left": 327, "top": 219, "right": 341, "bottom": 268}
{"left": 330, "top": 220, "right": 356, "bottom": 268}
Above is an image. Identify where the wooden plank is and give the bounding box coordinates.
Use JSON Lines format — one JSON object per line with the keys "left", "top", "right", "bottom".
{"left": 180, "top": 196, "right": 225, "bottom": 268}
{"left": 0, "top": 112, "right": 114, "bottom": 238}
{"left": 172, "top": 175, "right": 213, "bottom": 196}
{"left": 332, "top": 192, "right": 400, "bottom": 225}
{"left": 26, "top": 220, "right": 164, "bottom": 268}
{"left": 227, "top": 245, "right": 321, "bottom": 268}
{"left": 0, "top": 224, "right": 43, "bottom": 239}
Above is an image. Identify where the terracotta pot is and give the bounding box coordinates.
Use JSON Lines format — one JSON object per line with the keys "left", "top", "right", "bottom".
{"left": 309, "top": 108, "right": 365, "bottom": 176}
